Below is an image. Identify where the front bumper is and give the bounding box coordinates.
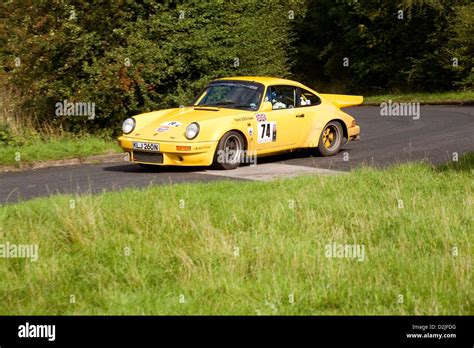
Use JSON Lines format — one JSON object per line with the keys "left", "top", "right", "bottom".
{"left": 118, "top": 136, "right": 218, "bottom": 166}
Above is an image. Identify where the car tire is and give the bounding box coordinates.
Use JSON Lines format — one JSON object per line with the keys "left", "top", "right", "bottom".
{"left": 212, "top": 131, "right": 245, "bottom": 170}
{"left": 317, "top": 121, "right": 343, "bottom": 156}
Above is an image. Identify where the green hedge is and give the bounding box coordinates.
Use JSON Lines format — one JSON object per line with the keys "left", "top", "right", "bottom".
{"left": 0, "top": 0, "right": 472, "bottom": 134}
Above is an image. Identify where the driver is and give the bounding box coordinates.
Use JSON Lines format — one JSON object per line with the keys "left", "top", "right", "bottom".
{"left": 267, "top": 89, "right": 286, "bottom": 109}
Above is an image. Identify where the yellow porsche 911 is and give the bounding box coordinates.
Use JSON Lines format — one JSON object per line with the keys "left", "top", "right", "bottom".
{"left": 118, "top": 76, "right": 361, "bottom": 169}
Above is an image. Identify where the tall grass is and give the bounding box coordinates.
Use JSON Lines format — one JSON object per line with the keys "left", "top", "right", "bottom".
{"left": 0, "top": 157, "right": 472, "bottom": 315}
{"left": 0, "top": 76, "right": 119, "bottom": 166}
{"left": 0, "top": 76, "right": 58, "bottom": 141}
{"left": 364, "top": 91, "right": 474, "bottom": 104}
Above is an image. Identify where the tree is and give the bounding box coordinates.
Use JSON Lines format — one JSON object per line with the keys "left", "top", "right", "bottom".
{"left": 0, "top": 0, "right": 299, "bottom": 132}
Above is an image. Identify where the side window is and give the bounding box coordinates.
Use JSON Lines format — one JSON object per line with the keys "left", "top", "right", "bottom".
{"left": 298, "top": 88, "right": 321, "bottom": 107}
{"left": 265, "top": 85, "right": 297, "bottom": 110}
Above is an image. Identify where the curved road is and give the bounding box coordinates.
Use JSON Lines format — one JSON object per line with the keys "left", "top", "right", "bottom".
{"left": 1, "top": 106, "right": 473, "bottom": 204}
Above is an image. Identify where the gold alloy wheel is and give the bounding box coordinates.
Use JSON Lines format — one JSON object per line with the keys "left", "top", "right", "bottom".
{"left": 322, "top": 125, "right": 338, "bottom": 149}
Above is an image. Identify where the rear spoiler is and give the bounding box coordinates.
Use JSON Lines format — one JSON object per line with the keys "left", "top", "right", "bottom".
{"left": 319, "top": 94, "right": 363, "bottom": 108}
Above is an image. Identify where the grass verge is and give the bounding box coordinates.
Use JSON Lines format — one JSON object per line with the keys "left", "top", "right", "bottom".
{"left": 364, "top": 91, "right": 474, "bottom": 104}
{"left": 0, "top": 155, "right": 472, "bottom": 315}
{"left": 0, "top": 136, "right": 120, "bottom": 166}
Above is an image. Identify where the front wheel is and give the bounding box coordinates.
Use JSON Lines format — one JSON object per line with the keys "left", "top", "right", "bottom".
{"left": 317, "top": 121, "right": 343, "bottom": 156}
{"left": 212, "top": 131, "right": 245, "bottom": 170}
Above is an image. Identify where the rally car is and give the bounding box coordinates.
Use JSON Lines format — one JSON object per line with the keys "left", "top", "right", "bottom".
{"left": 118, "top": 76, "right": 361, "bottom": 169}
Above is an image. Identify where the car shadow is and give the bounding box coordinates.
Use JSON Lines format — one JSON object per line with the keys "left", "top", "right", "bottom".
{"left": 103, "top": 148, "right": 352, "bottom": 173}
{"left": 103, "top": 163, "right": 209, "bottom": 173}
{"left": 256, "top": 148, "right": 318, "bottom": 164}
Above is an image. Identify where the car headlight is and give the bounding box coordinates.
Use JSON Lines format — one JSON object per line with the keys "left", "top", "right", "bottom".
{"left": 185, "top": 122, "right": 200, "bottom": 140}
{"left": 122, "top": 118, "right": 135, "bottom": 134}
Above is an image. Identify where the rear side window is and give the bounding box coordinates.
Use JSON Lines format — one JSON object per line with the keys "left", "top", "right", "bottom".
{"left": 298, "top": 88, "right": 321, "bottom": 107}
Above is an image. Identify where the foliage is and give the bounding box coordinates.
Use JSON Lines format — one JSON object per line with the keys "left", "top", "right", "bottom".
{"left": 0, "top": 1, "right": 299, "bottom": 133}
{"left": 0, "top": 122, "right": 19, "bottom": 146}
{"left": 292, "top": 0, "right": 473, "bottom": 93}
{"left": 0, "top": 0, "right": 472, "bottom": 135}
{"left": 446, "top": 2, "right": 474, "bottom": 89}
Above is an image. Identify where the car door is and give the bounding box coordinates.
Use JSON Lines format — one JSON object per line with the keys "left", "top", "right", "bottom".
{"left": 256, "top": 85, "right": 307, "bottom": 151}
{"left": 294, "top": 87, "right": 323, "bottom": 147}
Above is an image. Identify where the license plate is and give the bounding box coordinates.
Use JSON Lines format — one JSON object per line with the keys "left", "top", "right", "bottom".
{"left": 133, "top": 142, "right": 160, "bottom": 152}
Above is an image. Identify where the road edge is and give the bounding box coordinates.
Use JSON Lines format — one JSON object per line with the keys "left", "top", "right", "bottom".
{"left": 362, "top": 100, "right": 474, "bottom": 106}
{"left": 0, "top": 153, "right": 124, "bottom": 173}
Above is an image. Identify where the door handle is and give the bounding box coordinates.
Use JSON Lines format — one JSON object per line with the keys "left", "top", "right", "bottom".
{"left": 296, "top": 113, "right": 305, "bottom": 118}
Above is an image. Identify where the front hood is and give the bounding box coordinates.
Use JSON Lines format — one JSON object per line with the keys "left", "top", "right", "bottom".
{"left": 129, "top": 106, "right": 250, "bottom": 142}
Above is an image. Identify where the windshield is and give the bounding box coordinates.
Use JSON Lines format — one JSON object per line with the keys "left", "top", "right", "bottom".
{"left": 195, "top": 81, "right": 263, "bottom": 111}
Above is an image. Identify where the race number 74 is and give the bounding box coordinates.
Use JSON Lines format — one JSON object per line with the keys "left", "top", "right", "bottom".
{"left": 258, "top": 121, "right": 276, "bottom": 143}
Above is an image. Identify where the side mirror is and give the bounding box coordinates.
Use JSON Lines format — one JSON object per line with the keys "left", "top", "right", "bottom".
{"left": 261, "top": 101, "right": 273, "bottom": 112}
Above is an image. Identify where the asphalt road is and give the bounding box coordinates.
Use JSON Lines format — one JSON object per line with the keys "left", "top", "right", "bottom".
{"left": 1, "top": 106, "right": 472, "bottom": 204}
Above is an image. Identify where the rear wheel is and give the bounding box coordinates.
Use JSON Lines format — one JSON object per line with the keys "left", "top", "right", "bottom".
{"left": 212, "top": 131, "right": 244, "bottom": 170}
{"left": 317, "top": 121, "right": 343, "bottom": 156}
